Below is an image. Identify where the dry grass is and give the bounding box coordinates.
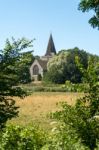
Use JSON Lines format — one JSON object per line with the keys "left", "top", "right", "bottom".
{"left": 8, "top": 92, "right": 83, "bottom": 129}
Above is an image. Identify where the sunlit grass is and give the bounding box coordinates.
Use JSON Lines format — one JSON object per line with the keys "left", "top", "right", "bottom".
{"left": 8, "top": 92, "right": 83, "bottom": 130}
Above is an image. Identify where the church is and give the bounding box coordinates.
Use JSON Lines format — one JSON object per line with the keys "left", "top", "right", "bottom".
{"left": 30, "top": 34, "right": 56, "bottom": 80}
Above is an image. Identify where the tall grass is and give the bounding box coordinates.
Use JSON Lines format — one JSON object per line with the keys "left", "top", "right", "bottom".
{"left": 8, "top": 92, "right": 83, "bottom": 130}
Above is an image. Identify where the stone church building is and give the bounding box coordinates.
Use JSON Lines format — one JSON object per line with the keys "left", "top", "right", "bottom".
{"left": 30, "top": 34, "right": 56, "bottom": 80}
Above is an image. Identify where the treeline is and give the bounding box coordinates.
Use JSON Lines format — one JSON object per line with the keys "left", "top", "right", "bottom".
{"left": 43, "top": 47, "right": 99, "bottom": 84}
{"left": 1, "top": 39, "right": 98, "bottom": 85}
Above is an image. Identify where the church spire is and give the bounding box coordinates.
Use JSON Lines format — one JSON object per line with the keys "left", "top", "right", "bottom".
{"left": 45, "top": 34, "right": 56, "bottom": 56}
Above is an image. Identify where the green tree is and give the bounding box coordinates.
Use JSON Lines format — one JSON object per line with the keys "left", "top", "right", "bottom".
{"left": 17, "top": 51, "right": 34, "bottom": 83}
{"left": 45, "top": 47, "right": 88, "bottom": 84}
{"left": 53, "top": 57, "right": 99, "bottom": 150}
{"left": 64, "top": 47, "right": 88, "bottom": 83}
{"left": 0, "top": 38, "right": 33, "bottom": 129}
{"left": 78, "top": 0, "right": 99, "bottom": 29}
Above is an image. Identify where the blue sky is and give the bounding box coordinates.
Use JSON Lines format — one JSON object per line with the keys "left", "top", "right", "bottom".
{"left": 0, "top": 0, "right": 98, "bottom": 56}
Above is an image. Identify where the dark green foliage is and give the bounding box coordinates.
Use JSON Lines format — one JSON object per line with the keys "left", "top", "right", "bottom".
{"left": 52, "top": 57, "right": 99, "bottom": 150}
{"left": 44, "top": 65, "right": 64, "bottom": 84}
{"left": 0, "top": 97, "right": 19, "bottom": 129}
{"left": 63, "top": 47, "right": 88, "bottom": 83}
{"left": 0, "top": 37, "right": 33, "bottom": 129}
{"left": 78, "top": 0, "right": 99, "bottom": 29}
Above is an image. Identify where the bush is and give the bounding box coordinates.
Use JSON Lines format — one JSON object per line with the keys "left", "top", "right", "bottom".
{"left": 0, "top": 125, "right": 47, "bottom": 150}
{"left": 0, "top": 124, "right": 88, "bottom": 150}
{"left": 42, "top": 121, "right": 87, "bottom": 150}
{"left": 65, "top": 80, "right": 89, "bottom": 92}
{"left": 51, "top": 57, "right": 99, "bottom": 150}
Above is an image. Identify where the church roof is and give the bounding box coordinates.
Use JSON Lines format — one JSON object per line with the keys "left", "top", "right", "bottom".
{"left": 37, "top": 59, "right": 48, "bottom": 70}
{"left": 45, "top": 34, "right": 56, "bottom": 56}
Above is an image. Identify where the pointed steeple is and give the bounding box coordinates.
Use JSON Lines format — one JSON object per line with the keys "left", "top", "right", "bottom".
{"left": 45, "top": 34, "right": 56, "bottom": 56}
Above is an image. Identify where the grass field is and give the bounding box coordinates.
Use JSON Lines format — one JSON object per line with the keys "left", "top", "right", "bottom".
{"left": 8, "top": 92, "right": 83, "bottom": 129}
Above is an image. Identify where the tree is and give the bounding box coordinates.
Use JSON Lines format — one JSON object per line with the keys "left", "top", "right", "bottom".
{"left": 64, "top": 47, "right": 88, "bottom": 83}
{"left": 0, "top": 38, "right": 33, "bottom": 129}
{"left": 53, "top": 57, "right": 99, "bottom": 150}
{"left": 44, "top": 47, "right": 88, "bottom": 84}
{"left": 78, "top": 0, "right": 99, "bottom": 29}
{"left": 17, "top": 51, "right": 34, "bottom": 83}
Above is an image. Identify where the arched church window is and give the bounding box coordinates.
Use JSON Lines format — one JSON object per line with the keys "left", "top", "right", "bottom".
{"left": 33, "top": 65, "right": 39, "bottom": 75}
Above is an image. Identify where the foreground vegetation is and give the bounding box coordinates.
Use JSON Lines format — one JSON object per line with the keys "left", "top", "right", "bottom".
{"left": 0, "top": 124, "right": 88, "bottom": 150}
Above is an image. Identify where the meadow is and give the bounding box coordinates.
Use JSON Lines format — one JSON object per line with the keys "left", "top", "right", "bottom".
{"left": 8, "top": 92, "right": 83, "bottom": 130}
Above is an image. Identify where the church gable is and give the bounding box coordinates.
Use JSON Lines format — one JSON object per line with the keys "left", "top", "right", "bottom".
{"left": 37, "top": 59, "right": 48, "bottom": 70}
{"left": 30, "top": 59, "right": 43, "bottom": 79}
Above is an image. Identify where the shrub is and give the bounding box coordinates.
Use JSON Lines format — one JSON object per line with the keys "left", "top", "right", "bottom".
{"left": 65, "top": 80, "right": 89, "bottom": 92}
{"left": 52, "top": 57, "right": 99, "bottom": 150}
{"left": 0, "top": 125, "right": 47, "bottom": 150}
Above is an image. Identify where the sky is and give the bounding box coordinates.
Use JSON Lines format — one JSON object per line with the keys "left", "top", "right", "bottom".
{"left": 0, "top": 0, "right": 98, "bottom": 56}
